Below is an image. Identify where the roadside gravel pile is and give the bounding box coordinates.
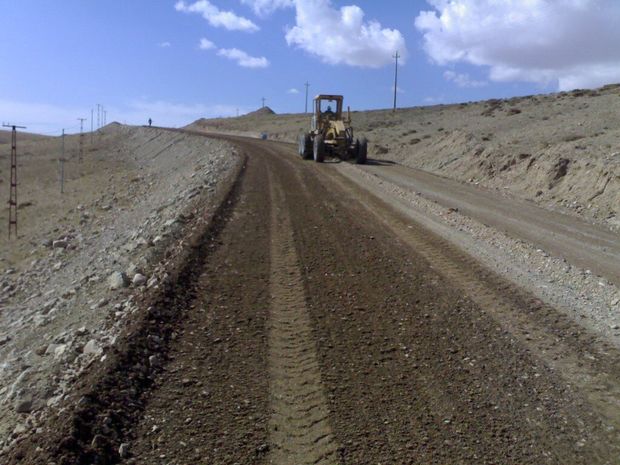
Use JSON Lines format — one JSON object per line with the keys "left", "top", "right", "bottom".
{"left": 190, "top": 83, "right": 620, "bottom": 231}
{"left": 0, "top": 125, "right": 240, "bottom": 454}
{"left": 338, "top": 162, "right": 620, "bottom": 349}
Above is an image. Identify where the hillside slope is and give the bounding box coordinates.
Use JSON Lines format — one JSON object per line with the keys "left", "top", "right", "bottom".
{"left": 188, "top": 84, "right": 620, "bottom": 230}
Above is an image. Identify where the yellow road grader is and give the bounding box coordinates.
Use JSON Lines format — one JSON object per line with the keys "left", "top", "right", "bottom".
{"left": 298, "top": 95, "right": 367, "bottom": 164}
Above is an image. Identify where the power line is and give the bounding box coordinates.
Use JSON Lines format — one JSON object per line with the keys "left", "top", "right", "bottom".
{"left": 77, "top": 118, "right": 86, "bottom": 161}
{"left": 3, "top": 123, "right": 26, "bottom": 239}
{"left": 393, "top": 51, "right": 400, "bottom": 112}
{"left": 60, "top": 129, "right": 66, "bottom": 194}
{"left": 304, "top": 81, "right": 310, "bottom": 114}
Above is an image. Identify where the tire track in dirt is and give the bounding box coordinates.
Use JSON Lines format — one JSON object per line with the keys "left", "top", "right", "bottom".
{"left": 318, "top": 163, "right": 620, "bottom": 455}
{"left": 266, "top": 165, "right": 339, "bottom": 465}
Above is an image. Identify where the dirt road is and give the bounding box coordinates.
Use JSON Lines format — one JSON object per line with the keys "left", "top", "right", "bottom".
{"left": 354, "top": 162, "right": 620, "bottom": 286}
{"left": 9, "top": 133, "right": 620, "bottom": 465}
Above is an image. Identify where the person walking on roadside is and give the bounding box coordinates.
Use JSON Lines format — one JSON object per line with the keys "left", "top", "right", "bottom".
{"left": 148, "top": 118, "right": 152, "bottom": 127}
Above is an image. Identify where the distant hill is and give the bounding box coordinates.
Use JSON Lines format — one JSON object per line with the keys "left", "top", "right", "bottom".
{"left": 0, "top": 130, "right": 50, "bottom": 144}
{"left": 243, "top": 106, "right": 276, "bottom": 117}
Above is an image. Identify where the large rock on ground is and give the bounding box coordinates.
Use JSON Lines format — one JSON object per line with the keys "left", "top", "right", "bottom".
{"left": 108, "top": 271, "right": 129, "bottom": 290}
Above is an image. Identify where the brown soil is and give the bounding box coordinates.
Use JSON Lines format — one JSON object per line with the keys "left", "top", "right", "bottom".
{"left": 6, "top": 134, "right": 620, "bottom": 464}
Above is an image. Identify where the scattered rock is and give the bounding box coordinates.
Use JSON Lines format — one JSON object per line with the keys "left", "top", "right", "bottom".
{"left": 108, "top": 271, "right": 129, "bottom": 290}
{"left": 132, "top": 273, "right": 147, "bottom": 287}
{"left": 52, "top": 240, "right": 68, "bottom": 249}
{"left": 54, "top": 344, "right": 67, "bottom": 359}
{"left": 119, "top": 443, "right": 130, "bottom": 459}
{"left": 14, "top": 396, "right": 33, "bottom": 414}
{"left": 13, "top": 423, "right": 28, "bottom": 435}
{"left": 83, "top": 339, "right": 102, "bottom": 356}
{"left": 76, "top": 326, "right": 89, "bottom": 336}
{"left": 91, "top": 298, "right": 109, "bottom": 310}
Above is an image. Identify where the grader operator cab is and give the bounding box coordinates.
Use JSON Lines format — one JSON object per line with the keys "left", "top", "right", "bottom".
{"left": 298, "top": 95, "right": 367, "bottom": 164}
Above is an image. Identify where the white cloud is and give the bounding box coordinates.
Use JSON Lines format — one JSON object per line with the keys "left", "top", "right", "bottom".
{"left": 159, "top": 41, "right": 172, "bottom": 48}
{"left": 415, "top": 0, "right": 620, "bottom": 91}
{"left": 199, "top": 38, "right": 216, "bottom": 50}
{"left": 285, "top": 0, "right": 407, "bottom": 68}
{"left": 287, "top": 88, "right": 300, "bottom": 94}
{"left": 175, "top": 0, "right": 259, "bottom": 32}
{"left": 240, "top": 0, "right": 294, "bottom": 16}
{"left": 443, "top": 70, "right": 486, "bottom": 88}
{"left": 217, "top": 48, "right": 269, "bottom": 68}
{"left": 0, "top": 99, "right": 243, "bottom": 134}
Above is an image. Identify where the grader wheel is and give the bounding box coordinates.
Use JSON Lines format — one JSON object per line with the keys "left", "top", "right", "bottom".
{"left": 298, "top": 134, "right": 312, "bottom": 159}
{"left": 355, "top": 137, "right": 368, "bottom": 165}
{"left": 313, "top": 135, "right": 325, "bottom": 163}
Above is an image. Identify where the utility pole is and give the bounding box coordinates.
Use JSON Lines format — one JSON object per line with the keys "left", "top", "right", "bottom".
{"left": 90, "top": 108, "right": 94, "bottom": 144}
{"left": 393, "top": 51, "right": 400, "bottom": 112}
{"left": 261, "top": 97, "right": 266, "bottom": 109}
{"left": 3, "top": 123, "right": 26, "bottom": 239}
{"left": 60, "top": 129, "right": 66, "bottom": 194}
{"left": 103, "top": 110, "right": 107, "bottom": 126}
{"left": 77, "top": 118, "right": 86, "bottom": 161}
{"left": 304, "top": 81, "right": 310, "bottom": 113}
{"left": 96, "top": 104, "right": 101, "bottom": 129}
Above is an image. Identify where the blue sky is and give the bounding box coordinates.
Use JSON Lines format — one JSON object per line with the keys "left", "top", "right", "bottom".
{"left": 1, "top": 0, "right": 619, "bottom": 134}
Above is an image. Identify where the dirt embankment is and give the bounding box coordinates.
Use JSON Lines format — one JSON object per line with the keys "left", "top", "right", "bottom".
{"left": 188, "top": 84, "right": 620, "bottom": 230}
{"left": 0, "top": 125, "right": 241, "bottom": 455}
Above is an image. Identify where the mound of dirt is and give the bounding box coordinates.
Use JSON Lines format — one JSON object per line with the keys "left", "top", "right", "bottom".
{"left": 0, "top": 125, "right": 241, "bottom": 450}
{"left": 244, "top": 106, "right": 276, "bottom": 117}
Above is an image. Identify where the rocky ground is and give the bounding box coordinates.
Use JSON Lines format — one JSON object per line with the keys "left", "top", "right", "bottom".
{"left": 190, "top": 83, "right": 620, "bottom": 231}
{"left": 5, "top": 136, "right": 618, "bottom": 465}
{"left": 0, "top": 125, "right": 240, "bottom": 454}
{"left": 336, "top": 162, "right": 620, "bottom": 348}
{"left": 1, "top": 83, "right": 619, "bottom": 464}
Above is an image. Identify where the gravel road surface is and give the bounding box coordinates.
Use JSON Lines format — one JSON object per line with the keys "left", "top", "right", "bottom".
{"left": 8, "top": 132, "right": 620, "bottom": 465}
{"left": 357, "top": 162, "right": 620, "bottom": 286}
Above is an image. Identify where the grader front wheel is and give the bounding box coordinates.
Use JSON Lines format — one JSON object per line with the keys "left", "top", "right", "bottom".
{"left": 355, "top": 137, "right": 368, "bottom": 164}
{"left": 313, "top": 135, "right": 325, "bottom": 163}
{"left": 298, "top": 133, "right": 312, "bottom": 159}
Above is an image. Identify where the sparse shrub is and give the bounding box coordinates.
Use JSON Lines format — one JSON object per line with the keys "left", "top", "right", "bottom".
{"left": 409, "top": 138, "right": 421, "bottom": 145}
